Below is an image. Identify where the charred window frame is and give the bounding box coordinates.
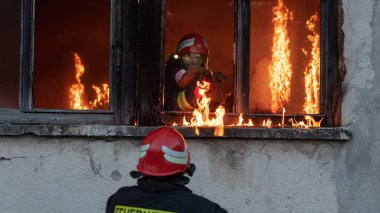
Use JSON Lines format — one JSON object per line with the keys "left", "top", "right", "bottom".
{"left": 138, "top": 0, "right": 342, "bottom": 127}
{"left": 0, "top": 0, "right": 137, "bottom": 125}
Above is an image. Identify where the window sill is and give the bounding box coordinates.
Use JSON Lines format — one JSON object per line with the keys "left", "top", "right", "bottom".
{"left": 0, "top": 124, "right": 351, "bottom": 141}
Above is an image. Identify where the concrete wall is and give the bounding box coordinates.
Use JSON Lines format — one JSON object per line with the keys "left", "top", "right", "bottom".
{"left": 0, "top": 137, "right": 343, "bottom": 212}
{"left": 0, "top": 0, "right": 379, "bottom": 212}
{"left": 337, "top": 0, "right": 380, "bottom": 212}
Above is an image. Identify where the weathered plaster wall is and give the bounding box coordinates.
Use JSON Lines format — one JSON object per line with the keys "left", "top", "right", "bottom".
{"left": 337, "top": 0, "right": 380, "bottom": 212}
{"left": 0, "top": 136, "right": 342, "bottom": 212}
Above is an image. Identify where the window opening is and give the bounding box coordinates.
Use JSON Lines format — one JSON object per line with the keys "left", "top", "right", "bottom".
{"left": 0, "top": 0, "right": 21, "bottom": 108}
{"left": 34, "top": 0, "right": 111, "bottom": 110}
{"left": 162, "top": 0, "right": 329, "bottom": 135}
{"left": 249, "top": 0, "right": 321, "bottom": 116}
{"left": 164, "top": 0, "right": 235, "bottom": 112}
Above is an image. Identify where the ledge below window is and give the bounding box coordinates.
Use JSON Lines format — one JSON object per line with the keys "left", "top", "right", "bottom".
{"left": 0, "top": 124, "right": 351, "bottom": 141}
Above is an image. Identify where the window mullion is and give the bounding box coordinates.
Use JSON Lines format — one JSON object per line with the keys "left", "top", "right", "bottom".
{"left": 235, "top": 0, "right": 250, "bottom": 115}
{"left": 20, "top": 0, "right": 34, "bottom": 112}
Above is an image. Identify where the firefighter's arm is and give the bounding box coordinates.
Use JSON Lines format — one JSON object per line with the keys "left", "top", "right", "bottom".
{"left": 177, "top": 65, "right": 203, "bottom": 88}
{"left": 207, "top": 71, "right": 227, "bottom": 103}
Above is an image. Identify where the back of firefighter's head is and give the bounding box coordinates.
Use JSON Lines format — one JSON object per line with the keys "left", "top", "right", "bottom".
{"left": 135, "top": 127, "right": 195, "bottom": 178}
{"left": 176, "top": 33, "right": 209, "bottom": 68}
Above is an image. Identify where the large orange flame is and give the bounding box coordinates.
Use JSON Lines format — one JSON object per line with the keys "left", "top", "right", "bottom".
{"left": 269, "top": 0, "right": 293, "bottom": 113}
{"left": 181, "top": 81, "right": 225, "bottom": 136}
{"left": 303, "top": 13, "right": 320, "bottom": 114}
{"left": 69, "top": 53, "right": 88, "bottom": 109}
{"left": 69, "top": 53, "right": 109, "bottom": 110}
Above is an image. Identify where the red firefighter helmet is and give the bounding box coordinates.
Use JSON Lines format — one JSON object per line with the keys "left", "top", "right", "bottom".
{"left": 176, "top": 33, "right": 209, "bottom": 56}
{"left": 137, "top": 127, "right": 191, "bottom": 177}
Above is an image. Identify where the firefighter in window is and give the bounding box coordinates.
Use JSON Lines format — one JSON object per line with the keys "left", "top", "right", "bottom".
{"left": 106, "top": 127, "right": 228, "bottom": 213}
{"left": 164, "top": 33, "right": 227, "bottom": 111}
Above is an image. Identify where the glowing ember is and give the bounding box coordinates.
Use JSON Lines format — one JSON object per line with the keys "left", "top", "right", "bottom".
{"left": 268, "top": 0, "right": 293, "bottom": 113}
{"left": 69, "top": 53, "right": 109, "bottom": 110}
{"left": 303, "top": 13, "right": 320, "bottom": 114}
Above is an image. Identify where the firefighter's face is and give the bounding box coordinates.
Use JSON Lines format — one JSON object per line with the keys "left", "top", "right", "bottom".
{"left": 182, "top": 53, "right": 208, "bottom": 68}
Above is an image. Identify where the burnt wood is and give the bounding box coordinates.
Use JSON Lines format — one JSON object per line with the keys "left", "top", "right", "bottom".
{"left": 325, "top": 0, "right": 341, "bottom": 126}
{"left": 138, "top": 0, "right": 163, "bottom": 125}
{"left": 238, "top": 0, "right": 251, "bottom": 114}
{"left": 20, "top": 0, "right": 34, "bottom": 111}
{"left": 0, "top": 123, "right": 351, "bottom": 141}
{"left": 0, "top": 110, "right": 114, "bottom": 124}
{"left": 334, "top": 0, "right": 346, "bottom": 127}
{"left": 121, "top": 0, "right": 138, "bottom": 125}
{"left": 111, "top": 0, "right": 123, "bottom": 124}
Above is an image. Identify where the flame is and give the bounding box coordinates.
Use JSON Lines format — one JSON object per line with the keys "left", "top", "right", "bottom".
{"left": 268, "top": 0, "right": 293, "bottom": 113}
{"left": 171, "top": 7, "right": 324, "bottom": 130}
{"left": 179, "top": 81, "right": 225, "bottom": 136}
{"left": 303, "top": 13, "right": 320, "bottom": 114}
{"left": 237, "top": 113, "right": 244, "bottom": 126}
{"left": 262, "top": 119, "right": 272, "bottom": 128}
{"left": 290, "top": 116, "right": 323, "bottom": 128}
{"left": 305, "top": 116, "right": 323, "bottom": 127}
{"left": 183, "top": 116, "right": 190, "bottom": 126}
{"left": 90, "top": 84, "right": 110, "bottom": 109}
{"left": 69, "top": 53, "right": 109, "bottom": 110}
{"left": 69, "top": 53, "right": 87, "bottom": 109}
{"left": 195, "top": 126, "right": 200, "bottom": 136}
{"left": 213, "top": 106, "right": 225, "bottom": 136}
{"left": 245, "top": 119, "right": 254, "bottom": 126}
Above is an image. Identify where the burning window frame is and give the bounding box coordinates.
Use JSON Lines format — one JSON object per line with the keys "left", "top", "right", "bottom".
{"left": 0, "top": 0, "right": 138, "bottom": 125}
{"left": 137, "top": 0, "right": 344, "bottom": 128}
{"left": 0, "top": 0, "right": 345, "bottom": 131}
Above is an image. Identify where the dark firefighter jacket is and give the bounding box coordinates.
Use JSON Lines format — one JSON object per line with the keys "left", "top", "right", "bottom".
{"left": 164, "top": 56, "right": 188, "bottom": 111}
{"left": 106, "top": 176, "right": 228, "bottom": 213}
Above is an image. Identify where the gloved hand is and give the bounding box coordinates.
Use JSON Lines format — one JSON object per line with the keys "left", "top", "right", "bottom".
{"left": 213, "top": 71, "right": 226, "bottom": 83}
{"left": 207, "top": 71, "right": 226, "bottom": 103}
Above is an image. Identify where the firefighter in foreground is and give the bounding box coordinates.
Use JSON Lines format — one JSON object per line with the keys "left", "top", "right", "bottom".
{"left": 106, "top": 127, "right": 228, "bottom": 213}
{"left": 165, "top": 33, "right": 226, "bottom": 111}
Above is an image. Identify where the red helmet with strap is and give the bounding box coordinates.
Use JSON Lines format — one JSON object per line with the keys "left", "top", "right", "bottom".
{"left": 176, "top": 33, "right": 209, "bottom": 56}
{"left": 137, "top": 127, "right": 191, "bottom": 177}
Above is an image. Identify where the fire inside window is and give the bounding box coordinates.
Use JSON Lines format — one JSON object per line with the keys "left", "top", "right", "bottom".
{"left": 33, "top": 0, "right": 110, "bottom": 110}
{"left": 163, "top": 0, "right": 326, "bottom": 132}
